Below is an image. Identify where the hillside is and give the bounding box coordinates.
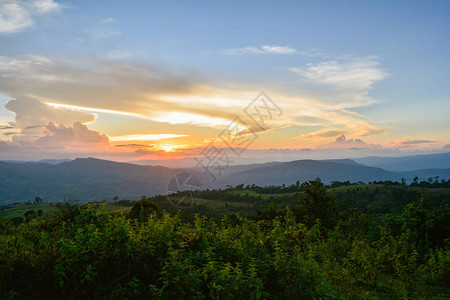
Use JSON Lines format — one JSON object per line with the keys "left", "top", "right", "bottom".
{"left": 0, "top": 158, "right": 184, "bottom": 203}
{"left": 2, "top": 155, "right": 450, "bottom": 204}
{"left": 355, "top": 152, "right": 450, "bottom": 171}
{"left": 214, "top": 159, "right": 400, "bottom": 187}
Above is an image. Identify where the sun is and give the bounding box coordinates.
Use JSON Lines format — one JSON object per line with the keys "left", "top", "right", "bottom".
{"left": 161, "top": 144, "right": 176, "bottom": 152}
{"left": 154, "top": 144, "right": 180, "bottom": 152}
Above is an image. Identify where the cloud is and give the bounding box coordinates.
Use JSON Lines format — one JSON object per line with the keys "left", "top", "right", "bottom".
{"left": 224, "top": 45, "right": 297, "bottom": 55}
{"left": 79, "top": 27, "right": 122, "bottom": 41}
{"left": 316, "top": 134, "right": 379, "bottom": 150}
{"left": 35, "top": 121, "right": 109, "bottom": 148}
{"left": 290, "top": 57, "right": 387, "bottom": 107}
{"left": 32, "top": 0, "right": 60, "bottom": 14}
{"left": 299, "top": 128, "right": 344, "bottom": 139}
{"left": 5, "top": 98, "right": 95, "bottom": 130}
{"left": 443, "top": 144, "right": 450, "bottom": 151}
{"left": 0, "top": 0, "right": 62, "bottom": 34}
{"left": 101, "top": 17, "right": 118, "bottom": 24}
{"left": 399, "top": 139, "right": 435, "bottom": 146}
{"left": 110, "top": 133, "right": 188, "bottom": 142}
{"left": 0, "top": 54, "right": 389, "bottom": 157}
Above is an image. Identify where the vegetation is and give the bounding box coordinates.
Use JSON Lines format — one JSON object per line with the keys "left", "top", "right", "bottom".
{"left": 0, "top": 179, "right": 449, "bottom": 299}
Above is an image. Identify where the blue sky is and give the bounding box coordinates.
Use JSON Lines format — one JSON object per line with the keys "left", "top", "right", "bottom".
{"left": 0, "top": 0, "right": 449, "bottom": 163}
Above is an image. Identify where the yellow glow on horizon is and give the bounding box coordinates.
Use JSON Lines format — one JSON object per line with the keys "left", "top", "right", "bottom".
{"left": 153, "top": 144, "right": 188, "bottom": 152}
{"left": 109, "top": 133, "right": 188, "bottom": 142}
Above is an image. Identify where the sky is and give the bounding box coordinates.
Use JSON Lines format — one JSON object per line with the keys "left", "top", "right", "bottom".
{"left": 0, "top": 0, "right": 449, "bottom": 166}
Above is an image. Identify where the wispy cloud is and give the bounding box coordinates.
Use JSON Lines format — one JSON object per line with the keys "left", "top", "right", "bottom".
{"left": 101, "top": 17, "right": 118, "bottom": 24}
{"left": 0, "top": 0, "right": 62, "bottom": 34}
{"left": 110, "top": 134, "right": 188, "bottom": 142}
{"left": 224, "top": 45, "right": 297, "bottom": 55}
{"left": 290, "top": 57, "right": 387, "bottom": 107}
{"left": 399, "top": 139, "right": 435, "bottom": 146}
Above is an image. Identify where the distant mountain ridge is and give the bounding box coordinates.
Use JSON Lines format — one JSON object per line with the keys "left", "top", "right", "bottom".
{"left": 1, "top": 155, "right": 450, "bottom": 203}
{"left": 355, "top": 152, "right": 450, "bottom": 171}
{"left": 213, "top": 159, "right": 400, "bottom": 187}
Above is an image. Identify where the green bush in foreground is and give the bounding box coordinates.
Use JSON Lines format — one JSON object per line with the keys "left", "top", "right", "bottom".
{"left": 0, "top": 181, "right": 449, "bottom": 299}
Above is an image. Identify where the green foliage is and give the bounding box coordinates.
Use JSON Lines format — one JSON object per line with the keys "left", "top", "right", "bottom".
{"left": 129, "top": 199, "right": 161, "bottom": 221}
{"left": 298, "top": 178, "right": 339, "bottom": 229}
{"left": 0, "top": 181, "right": 449, "bottom": 299}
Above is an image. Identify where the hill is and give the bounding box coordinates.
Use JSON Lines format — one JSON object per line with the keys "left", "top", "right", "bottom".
{"left": 0, "top": 158, "right": 184, "bottom": 203}
{"left": 2, "top": 156, "right": 450, "bottom": 204}
{"left": 214, "top": 159, "right": 400, "bottom": 187}
{"left": 355, "top": 152, "right": 450, "bottom": 171}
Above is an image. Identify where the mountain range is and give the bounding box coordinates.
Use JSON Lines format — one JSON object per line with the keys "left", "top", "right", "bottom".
{"left": 1, "top": 153, "right": 450, "bottom": 203}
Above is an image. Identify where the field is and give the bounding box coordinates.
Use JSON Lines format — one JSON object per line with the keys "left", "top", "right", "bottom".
{"left": 0, "top": 201, "right": 134, "bottom": 221}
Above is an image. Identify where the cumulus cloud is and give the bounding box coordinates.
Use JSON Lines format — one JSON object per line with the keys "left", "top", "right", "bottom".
{"left": 316, "top": 134, "right": 379, "bottom": 150}
{"left": 35, "top": 121, "right": 109, "bottom": 148}
{"left": 224, "top": 45, "right": 297, "bottom": 55}
{"left": 5, "top": 98, "right": 95, "bottom": 129}
{"left": 0, "top": 0, "right": 62, "bottom": 34}
{"left": 4, "top": 98, "right": 95, "bottom": 144}
{"left": 443, "top": 144, "right": 450, "bottom": 151}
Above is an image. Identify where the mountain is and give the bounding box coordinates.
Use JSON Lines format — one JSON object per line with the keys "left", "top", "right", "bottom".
{"left": 213, "top": 159, "right": 400, "bottom": 187}
{"left": 398, "top": 168, "right": 450, "bottom": 181}
{"left": 0, "top": 158, "right": 188, "bottom": 203}
{"left": 355, "top": 152, "right": 450, "bottom": 171}
{"left": 2, "top": 156, "right": 450, "bottom": 204}
{"left": 1, "top": 159, "right": 72, "bottom": 165}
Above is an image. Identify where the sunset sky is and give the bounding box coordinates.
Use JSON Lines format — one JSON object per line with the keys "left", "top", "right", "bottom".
{"left": 0, "top": 0, "right": 449, "bottom": 165}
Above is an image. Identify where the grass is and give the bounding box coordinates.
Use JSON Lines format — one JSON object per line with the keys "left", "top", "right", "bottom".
{"left": 0, "top": 201, "right": 134, "bottom": 220}
{"left": 328, "top": 184, "right": 382, "bottom": 193}
{"left": 165, "top": 197, "right": 250, "bottom": 208}
{"left": 229, "top": 189, "right": 300, "bottom": 200}
{"left": 0, "top": 203, "right": 59, "bottom": 219}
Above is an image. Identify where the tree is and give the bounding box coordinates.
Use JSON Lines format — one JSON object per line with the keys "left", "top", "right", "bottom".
{"left": 34, "top": 197, "right": 43, "bottom": 204}
{"left": 129, "top": 199, "right": 160, "bottom": 221}
{"left": 24, "top": 210, "right": 36, "bottom": 221}
{"left": 298, "top": 178, "right": 338, "bottom": 228}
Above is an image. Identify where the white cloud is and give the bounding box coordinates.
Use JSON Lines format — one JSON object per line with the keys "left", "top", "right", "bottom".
{"left": 32, "top": 0, "right": 60, "bottom": 14}
{"left": 316, "top": 134, "right": 379, "bottom": 150}
{"left": 5, "top": 98, "right": 95, "bottom": 131}
{"left": 101, "top": 17, "right": 118, "bottom": 24}
{"left": 0, "top": 0, "right": 62, "bottom": 34}
{"left": 224, "top": 45, "right": 297, "bottom": 55}
{"left": 35, "top": 121, "right": 109, "bottom": 148}
{"left": 290, "top": 57, "right": 387, "bottom": 107}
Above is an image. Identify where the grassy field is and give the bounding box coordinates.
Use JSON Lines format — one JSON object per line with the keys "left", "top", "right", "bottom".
{"left": 0, "top": 203, "right": 59, "bottom": 219}
{"left": 0, "top": 201, "right": 134, "bottom": 220}
{"left": 229, "top": 189, "right": 300, "bottom": 200}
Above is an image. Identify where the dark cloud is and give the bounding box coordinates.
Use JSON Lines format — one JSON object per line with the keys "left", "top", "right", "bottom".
{"left": 399, "top": 140, "right": 435, "bottom": 146}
